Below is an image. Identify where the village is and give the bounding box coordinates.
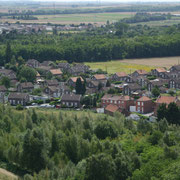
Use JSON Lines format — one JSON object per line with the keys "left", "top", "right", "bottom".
{"left": 0, "top": 58, "right": 179, "bottom": 121}
{"left": 0, "top": 22, "right": 93, "bottom": 35}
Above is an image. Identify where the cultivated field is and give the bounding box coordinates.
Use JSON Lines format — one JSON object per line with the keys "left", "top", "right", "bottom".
{"left": 0, "top": 12, "right": 133, "bottom": 25}
{"left": 85, "top": 56, "right": 180, "bottom": 74}
{"left": 85, "top": 61, "right": 156, "bottom": 74}
{"left": 120, "top": 56, "right": 180, "bottom": 68}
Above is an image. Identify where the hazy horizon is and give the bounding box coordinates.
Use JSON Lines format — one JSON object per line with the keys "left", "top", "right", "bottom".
{"left": 0, "top": 0, "right": 180, "bottom": 2}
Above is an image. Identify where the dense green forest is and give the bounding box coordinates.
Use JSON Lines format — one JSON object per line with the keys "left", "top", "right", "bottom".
{"left": 0, "top": 105, "right": 180, "bottom": 179}
{"left": 1, "top": 23, "right": 180, "bottom": 64}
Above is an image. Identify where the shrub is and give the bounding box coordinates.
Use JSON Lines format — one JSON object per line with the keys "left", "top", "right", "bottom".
{"left": 16, "top": 104, "right": 24, "bottom": 110}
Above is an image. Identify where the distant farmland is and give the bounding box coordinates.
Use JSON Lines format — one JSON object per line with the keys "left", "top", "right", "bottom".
{"left": 0, "top": 12, "right": 133, "bottom": 25}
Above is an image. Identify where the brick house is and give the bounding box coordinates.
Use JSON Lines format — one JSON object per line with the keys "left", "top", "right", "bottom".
{"left": 105, "top": 104, "right": 130, "bottom": 116}
{"left": 44, "top": 86, "right": 60, "bottom": 98}
{"left": 8, "top": 92, "right": 30, "bottom": 106}
{"left": 111, "top": 72, "right": 130, "bottom": 82}
{"left": 136, "top": 96, "right": 154, "bottom": 114}
{"left": 61, "top": 94, "right": 82, "bottom": 108}
{"left": 154, "top": 96, "right": 180, "bottom": 116}
{"left": 170, "top": 65, "right": 180, "bottom": 73}
{"left": 86, "top": 79, "right": 99, "bottom": 89}
{"left": 151, "top": 68, "right": 167, "bottom": 78}
{"left": 169, "top": 79, "right": 180, "bottom": 89}
{"left": 44, "top": 85, "right": 71, "bottom": 98}
{"left": 147, "top": 79, "right": 169, "bottom": 92}
{"left": 101, "top": 94, "right": 134, "bottom": 111}
{"left": 131, "top": 76, "right": 149, "bottom": 88}
{"left": 123, "top": 83, "right": 142, "bottom": 95}
{"left": 67, "top": 77, "right": 84, "bottom": 88}
{"left": 0, "top": 69, "right": 17, "bottom": 82}
{"left": 17, "top": 82, "right": 34, "bottom": 92}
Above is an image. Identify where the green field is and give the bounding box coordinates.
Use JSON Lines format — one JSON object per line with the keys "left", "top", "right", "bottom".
{"left": 35, "top": 13, "right": 133, "bottom": 24}
{"left": 85, "top": 60, "right": 156, "bottom": 74}
{"left": 1, "top": 12, "right": 133, "bottom": 25}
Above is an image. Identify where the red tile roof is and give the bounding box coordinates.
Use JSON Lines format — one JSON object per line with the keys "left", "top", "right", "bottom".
{"left": 115, "top": 72, "right": 127, "bottom": 77}
{"left": 105, "top": 104, "right": 119, "bottom": 113}
{"left": 156, "top": 96, "right": 177, "bottom": 105}
{"left": 137, "top": 96, "right": 151, "bottom": 101}
{"left": 50, "top": 69, "right": 63, "bottom": 75}
{"left": 136, "top": 69, "right": 148, "bottom": 75}
{"left": 94, "top": 74, "right": 106, "bottom": 80}
{"left": 102, "top": 94, "right": 133, "bottom": 101}
{"left": 156, "top": 68, "right": 166, "bottom": 73}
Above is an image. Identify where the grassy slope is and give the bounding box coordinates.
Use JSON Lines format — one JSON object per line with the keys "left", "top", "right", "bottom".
{"left": 0, "top": 168, "right": 18, "bottom": 180}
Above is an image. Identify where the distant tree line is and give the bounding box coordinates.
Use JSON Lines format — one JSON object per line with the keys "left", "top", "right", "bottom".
{"left": 120, "top": 12, "right": 171, "bottom": 24}
{"left": 12, "top": 15, "right": 38, "bottom": 20}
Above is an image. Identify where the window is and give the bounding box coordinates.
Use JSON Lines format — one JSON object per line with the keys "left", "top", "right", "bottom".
{"left": 114, "top": 101, "right": 117, "bottom": 104}
{"left": 142, "top": 107, "right": 144, "bottom": 113}
{"left": 111, "top": 100, "right": 113, "bottom": 103}
{"left": 122, "top": 101, "right": 124, "bottom": 104}
{"left": 141, "top": 102, "right": 144, "bottom": 106}
{"left": 138, "top": 102, "right": 140, "bottom": 106}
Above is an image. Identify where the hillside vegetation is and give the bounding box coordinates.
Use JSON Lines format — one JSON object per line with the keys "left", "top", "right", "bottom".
{"left": 0, "top": 106, "right": 180, "bottom": 179}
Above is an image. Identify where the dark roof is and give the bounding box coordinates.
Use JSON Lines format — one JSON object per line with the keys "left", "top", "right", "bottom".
{"left": 149, "top": 79, "right": 168, "bottom": 86}
{"left": 171, "top": 65, "right": 180, "bottom": 71}
{"left": 170, "top": 78, "right": 180, "bottom": 84}
{"left": 27, "top": 59, "right": 39, "bottom": 64}
{"left": 126, "top": 83, "right": 141, "bottom": 90}
{"left": 40, "top": 61, "right": 53, "bottom": 66}
{"left": 0, "top": 69, "right": 14, "bottom": 75}
{"left": 38, "top": 66, "right": 51, "bottom": 71}
{"left": 46, "top": 79, "right": 59, "bottom": 86}
{"left": 20, "top": 82, "right": 34, "bottom": 89}
{"left": 61, "top": 94, "right": 81, "bottom": 101}
{"left": 58, "top": 63, "right": 70, "bottom": 69}
{"left": 0, "top": 85, "right": 7, "bottom": 92}
{"left": 8, "top": 92, "right": 29, "bottom": 99}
